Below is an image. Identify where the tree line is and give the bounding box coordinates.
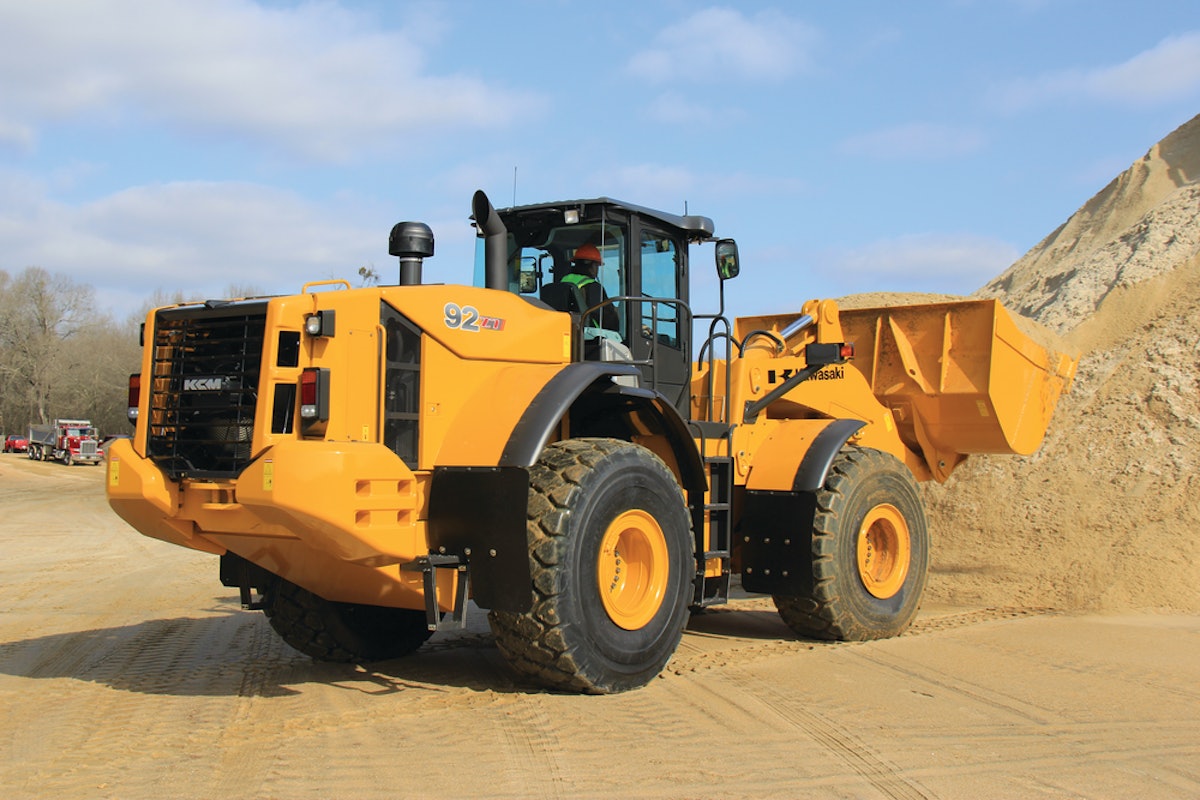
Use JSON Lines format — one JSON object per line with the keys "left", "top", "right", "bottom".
{"left": 0, "top": 267, "right": 143, "bottom": 438}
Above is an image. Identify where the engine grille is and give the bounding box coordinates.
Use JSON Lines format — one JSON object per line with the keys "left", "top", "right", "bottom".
{"left": 147, "top": 303, "right": 267, "bottom": 479}
{"left": 382, "top": 302, "right": 421, "bottom": 467}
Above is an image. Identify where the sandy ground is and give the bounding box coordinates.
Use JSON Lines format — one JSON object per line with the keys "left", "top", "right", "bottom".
{"left": 1, "top": 456, "right": 1197, "bottom": 799}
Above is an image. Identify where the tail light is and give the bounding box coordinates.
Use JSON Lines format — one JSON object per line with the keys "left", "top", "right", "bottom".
{"left": 299, "top": 367, "right": 330, "bottom": 432}
{"left": 127, "top": 374, "right": 141, "bottom": 423}
{"left": 804, "top": 342, "right": 854, "bottom": 366}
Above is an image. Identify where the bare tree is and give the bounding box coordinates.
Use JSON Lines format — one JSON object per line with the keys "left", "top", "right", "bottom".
{"left": 60, "top": 319, "right": 142, "bottom": 433}
{"left": 0, "top": 269, "right": 8, "bottom": 434}
{"left": 223, "top": 283, "right": 266, "bottom": 300}
{"left": 357, "top": 265, "right": 380, "bottom": 286}
{"left": 0, "top": 268, "right": 103, "bottom": 426}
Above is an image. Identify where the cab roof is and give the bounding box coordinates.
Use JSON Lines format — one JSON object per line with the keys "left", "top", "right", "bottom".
{"left": 496, "top": 197, "right": 716, "bottom": 241}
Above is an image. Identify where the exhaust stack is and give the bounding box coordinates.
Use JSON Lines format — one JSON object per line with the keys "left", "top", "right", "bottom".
{"left": 472, "top": 190, "right": 508, "bottom": 291}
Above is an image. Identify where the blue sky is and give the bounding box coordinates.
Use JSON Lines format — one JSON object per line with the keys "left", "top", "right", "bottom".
{"left": 2, "top": 0, "right": 1199, "bottom": 322}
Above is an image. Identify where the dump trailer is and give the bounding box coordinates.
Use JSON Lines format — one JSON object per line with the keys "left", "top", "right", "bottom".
{"left": 107, "top": 191, "right": 1077, "bottom": 693}
{"left": 28, "top": 419, "right": 102, "bottom": 465}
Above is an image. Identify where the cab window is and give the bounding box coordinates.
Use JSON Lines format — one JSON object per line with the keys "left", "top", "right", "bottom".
{"left": 638, "top": 230, "right": 681, "bottom": 349}
{"left": 473, "top": 221, "right": 629, "bottom": 340}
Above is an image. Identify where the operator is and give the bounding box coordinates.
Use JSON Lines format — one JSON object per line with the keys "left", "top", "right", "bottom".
{"left": 561, "top": 243, "right": 619, "bottom": 331}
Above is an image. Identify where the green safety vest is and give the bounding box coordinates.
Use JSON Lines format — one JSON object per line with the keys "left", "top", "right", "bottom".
{"left": 560, "top": 272, "right": 604, "bottom": 327}
{"left": 560, "top": 272, "right": 596, "bottom": 288}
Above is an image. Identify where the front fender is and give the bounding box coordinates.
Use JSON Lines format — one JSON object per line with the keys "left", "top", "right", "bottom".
{"left": 745, "top": 418, "right": 865, "bottom": 493}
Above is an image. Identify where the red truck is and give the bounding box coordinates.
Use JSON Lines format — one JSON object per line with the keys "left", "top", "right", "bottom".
{"left": 27, "top": 419, "right": 102, "bottom": 465}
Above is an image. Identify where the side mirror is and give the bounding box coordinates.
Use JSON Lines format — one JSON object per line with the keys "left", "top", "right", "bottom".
{"left": 518, "top": 256, "right": 538, "bottom": 293}
{"left": 715, "top": 238, "right": 740, "bottom": 280}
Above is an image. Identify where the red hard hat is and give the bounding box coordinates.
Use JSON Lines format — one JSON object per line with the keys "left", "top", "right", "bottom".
{"left": 574, "top": 244, "right": 602, "bottom": 264}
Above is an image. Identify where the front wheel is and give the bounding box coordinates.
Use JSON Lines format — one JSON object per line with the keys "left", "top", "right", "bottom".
{"left": 261, "top": 577, "right": 432, "bottom": 662}
{"left": 489, "top": 439, "right": 694, "bottom": 693}
{"left": 773, "top": 446, "right": 929, "bottom": 641}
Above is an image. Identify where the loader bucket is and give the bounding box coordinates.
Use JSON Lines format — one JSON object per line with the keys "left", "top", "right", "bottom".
{"left": 837, "top": 299, "right": 1077, "bottom": 461}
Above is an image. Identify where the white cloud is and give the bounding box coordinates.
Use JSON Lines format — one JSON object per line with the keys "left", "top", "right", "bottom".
{"left": 584, "top": 164, "right": 805, "bottom": 211}
{"left": 0, "top": 1, "right": 543, "bottom": 161}
{"left": 643, "top": 93, "right": 718, "bottom": 126}
{"left": 606, "top": 164, "right": 700, "bottom": 201}
{"left": 816, "top": 233, "right": 1020, "bottom": 293}
{"left": 990, "top": 31, "right": 1200, "bottom": 111}
{"left": 838, "top": 123, "right": 986, "bottom": 160}
{"left": 626, "top": 7, "right": 818, "bottom": 83}
{"left": 0, "top": 174, "right": 387, "bottom": 316}
{"left": 0, "top": 120, "right": 35, "bottom": 152}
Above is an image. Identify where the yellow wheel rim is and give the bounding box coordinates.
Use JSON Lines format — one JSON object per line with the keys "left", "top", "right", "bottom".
{"left": 856, "top": 503, "right": 911, "bottom": 599}
{"left": 597, "top": 509, "right": 669, "bottom": 630}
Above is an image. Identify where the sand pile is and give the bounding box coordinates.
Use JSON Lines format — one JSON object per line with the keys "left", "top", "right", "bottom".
{"left": 921, "top": 114, "right": 1200, "bottom": 612}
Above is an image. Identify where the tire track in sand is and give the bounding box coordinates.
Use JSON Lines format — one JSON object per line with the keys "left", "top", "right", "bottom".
{"left": 703, "top": 668, "right": 933, "bottom": 800}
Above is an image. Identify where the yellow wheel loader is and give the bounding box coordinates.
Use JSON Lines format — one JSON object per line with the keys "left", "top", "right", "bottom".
{"left": 107, "top": 190, "right": 1076, "bottom": 693}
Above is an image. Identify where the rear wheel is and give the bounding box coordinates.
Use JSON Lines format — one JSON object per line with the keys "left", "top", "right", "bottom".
{"left": 773, "top": 446, "right": 929, "bottom": 641}
{"left": 489, "top": 438, "right": 693, "bottom": 693}
{"left": 261, "top": 577, "right": 432, "bottom": 662}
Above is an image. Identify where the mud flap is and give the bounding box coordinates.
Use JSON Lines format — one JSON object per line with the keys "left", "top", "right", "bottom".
{"left": 219, "top": 551, "right": 273, "bottom": 610}
{"left": 427, "top": 466, "right": 532, "bottom": 613}
{"left": 738, "top": 489, "right": 817, "bottom": 595}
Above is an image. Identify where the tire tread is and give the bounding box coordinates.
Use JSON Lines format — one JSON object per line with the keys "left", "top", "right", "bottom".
{"left": 775, "top": 446, "right": 928, "bottom": 642}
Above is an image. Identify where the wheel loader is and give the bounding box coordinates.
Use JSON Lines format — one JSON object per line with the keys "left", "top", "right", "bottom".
{"left": 107, "top": 190, "right": 1077, "bottom": 693}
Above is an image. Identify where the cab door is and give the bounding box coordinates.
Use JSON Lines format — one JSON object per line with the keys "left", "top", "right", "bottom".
{"left": 628, "top": 218, "right": 690, "bottom": 416}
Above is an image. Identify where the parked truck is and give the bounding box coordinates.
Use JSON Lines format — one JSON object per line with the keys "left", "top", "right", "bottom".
{"left": 107, "top": 191, "right": 1077, "bottom": 692}
{"left": 29, "top": 419, "right": 102, "bottom": 465}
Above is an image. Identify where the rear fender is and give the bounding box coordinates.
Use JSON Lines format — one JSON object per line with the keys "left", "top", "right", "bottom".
{"left": 499, "top": 362, "right": 706, "bottom": 496}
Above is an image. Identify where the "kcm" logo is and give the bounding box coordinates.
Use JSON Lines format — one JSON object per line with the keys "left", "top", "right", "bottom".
{"left": 183, "top": 377, "right": 228, "bottom": 391}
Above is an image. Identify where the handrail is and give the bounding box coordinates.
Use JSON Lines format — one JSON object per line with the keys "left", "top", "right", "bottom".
{"left": 695, "top": 313, "right": 734, "bottom": 425}
{"left": 581, "top": 295, "right": 693, "bottom": 397}
{"left": 302, "top": 279, "right": 352, "bottom": 294}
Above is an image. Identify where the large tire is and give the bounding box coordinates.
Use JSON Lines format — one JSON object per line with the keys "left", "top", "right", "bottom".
{"left": 773, "top": 446, "right": 929, "bottom": 641}
{"left": 261, "top": 577, "right": 432, "bottom": 662}
{"left": 489, "top": 438, "right": 693, "bottom": 693}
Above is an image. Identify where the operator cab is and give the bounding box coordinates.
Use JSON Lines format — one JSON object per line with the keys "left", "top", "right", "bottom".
{"left": 473, "top": 197, "right": 715, "bottom": 415}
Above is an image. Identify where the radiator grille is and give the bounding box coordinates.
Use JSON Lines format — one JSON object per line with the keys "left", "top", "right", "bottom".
{"left": 147, "top": 303, "right": 267, "bottom": 479}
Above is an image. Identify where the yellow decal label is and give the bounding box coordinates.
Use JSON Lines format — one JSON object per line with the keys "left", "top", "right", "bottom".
{"left": 976, "top": 400, "right": 990, "bottom": 417}
{"left": 443, "top": 302, "right": 506, "bottom": 332}
{"left": 263, "top": 460, "right": 274, "bottom": 491}
{"left": 768, "top": 366, "right": 845, "bottom": 383}
{"left": 108, "top": 458, "right": 120, "bottom": 487}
